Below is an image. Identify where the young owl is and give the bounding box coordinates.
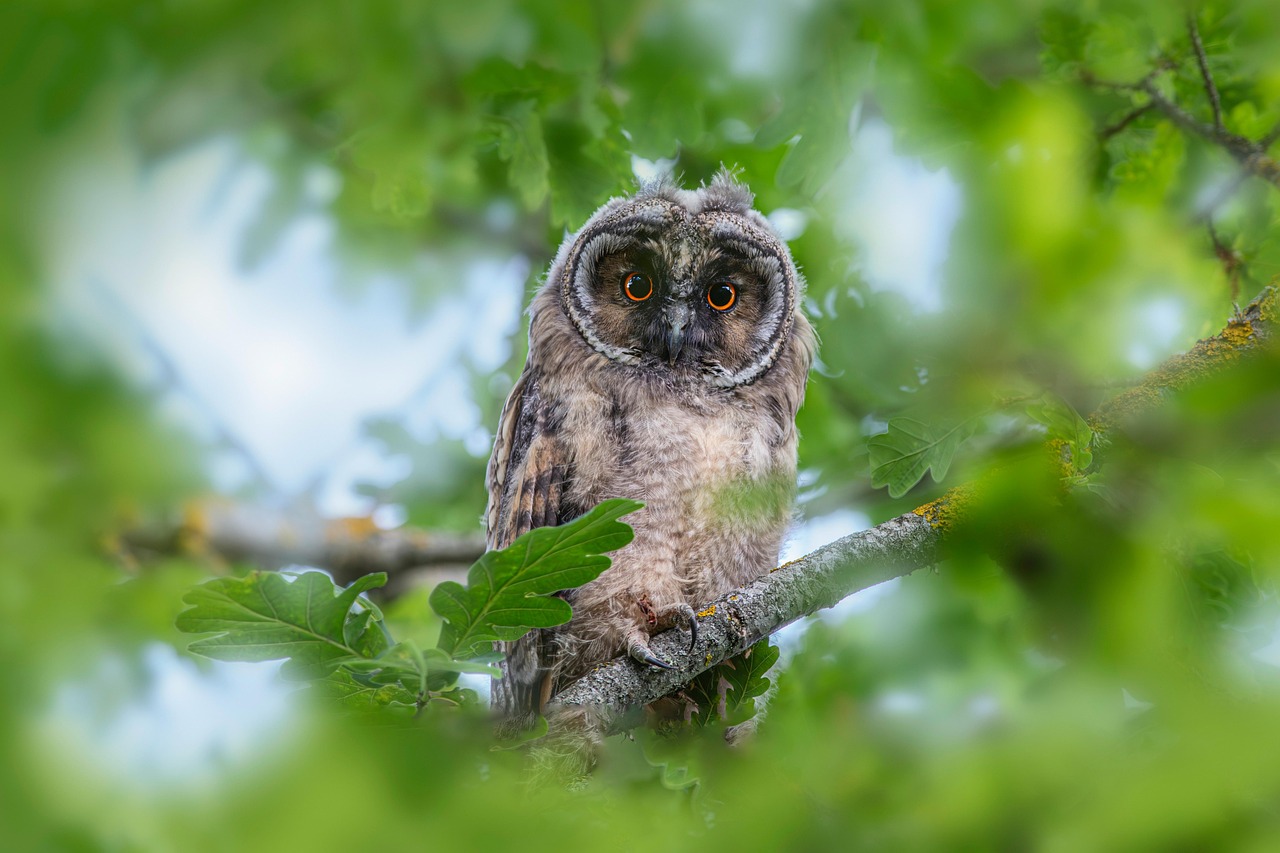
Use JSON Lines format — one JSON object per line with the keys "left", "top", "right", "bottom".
{"left": 486, "top": 170, "right": 815, "bottom": 721}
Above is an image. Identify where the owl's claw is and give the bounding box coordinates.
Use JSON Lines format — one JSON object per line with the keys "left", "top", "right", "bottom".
{"left": 629, "top": 640, "right": 676, "bottom": 670}
{"left": 630, "top": 599, "right": 699, "bottom": 668}
{"left": 667, "top": 602, "right": 698, "bottom": 653}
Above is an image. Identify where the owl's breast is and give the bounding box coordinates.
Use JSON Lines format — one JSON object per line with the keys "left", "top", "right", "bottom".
{"left": 557, "top": 380, "right": 798, "bottom": 598}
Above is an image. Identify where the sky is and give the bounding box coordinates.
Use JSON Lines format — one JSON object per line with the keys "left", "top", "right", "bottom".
{"left": 44, "top": 133, "right": 526, "bottom": 517}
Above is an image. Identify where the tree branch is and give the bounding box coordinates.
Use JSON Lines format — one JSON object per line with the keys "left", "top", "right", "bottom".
{"left": 118, "top": 501, "right": 485, "bottom": 590}
{"left": 550, "top": 285, "right": 1279, "bottom": 733}
{"left": 1261, "top": 121, "right": 1280, "bottom": 151}
{"left": 553, "top": 509, "right": 942, "bottom": 734}
{"left": 1206, "top": 221, "right": 1244, "bottom": 302}
{"left": 1083, "top": 71, "right": 1280, "bottom": 190}
{"left": 1099, "top": 104, "right": 1153, "bottom": 141}
{"left": 1187, "top": 14, "right": 1223, "bottom": 131}
{"left": 1137, "top": 82, "right": 1270, "bottom": 176}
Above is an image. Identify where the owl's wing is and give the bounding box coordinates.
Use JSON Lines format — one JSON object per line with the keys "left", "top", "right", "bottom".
{"left": 485, "top": 367, "right": 569, "bottom": 719}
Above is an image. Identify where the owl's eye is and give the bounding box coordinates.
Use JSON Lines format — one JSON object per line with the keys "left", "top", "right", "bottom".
{"left": 622, "top": 272, "right": 653, "bottom": 302}
{"left": 706, "top": 281, "right": 737, "bottom": 311}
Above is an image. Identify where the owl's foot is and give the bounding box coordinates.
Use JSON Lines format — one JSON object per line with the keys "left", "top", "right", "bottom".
{"left": 654, "top": 602, "right": 699, "bottom": 654}
{"left": 629, "top": 598, "right": 699, "bottom": 669}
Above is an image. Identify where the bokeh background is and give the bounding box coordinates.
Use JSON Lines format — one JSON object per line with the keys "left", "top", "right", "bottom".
{"left": 4, "top": 0, "right": 1280, "bottom": 848}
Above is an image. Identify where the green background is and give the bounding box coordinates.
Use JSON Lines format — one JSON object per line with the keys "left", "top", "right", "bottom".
{"left": 3, "top": 0, "right": 1280, "bottom": 848}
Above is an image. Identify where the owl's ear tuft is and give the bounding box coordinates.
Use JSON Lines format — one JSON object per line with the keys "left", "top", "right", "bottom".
{"left": 701, "top": 166, "right": 754, "bottom": 213}
{"left": 634, "top": 169, "right": 681, "bottom": 202}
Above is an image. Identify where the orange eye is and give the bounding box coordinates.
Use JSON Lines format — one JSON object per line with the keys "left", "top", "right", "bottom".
{"left": 707, "top": 281, "right": 737, "bottom": 311}
{"left": 623, "top": 272, "right": 653, "bottom": 302}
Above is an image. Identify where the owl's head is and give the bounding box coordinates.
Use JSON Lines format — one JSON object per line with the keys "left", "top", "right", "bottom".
{"left": 549, "top": 170, "right": 803, "bottom": 388}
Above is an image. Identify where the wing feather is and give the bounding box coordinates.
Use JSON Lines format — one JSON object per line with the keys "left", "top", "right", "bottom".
{"left": 485, "top": 367, "right": 569, "bottom": 720}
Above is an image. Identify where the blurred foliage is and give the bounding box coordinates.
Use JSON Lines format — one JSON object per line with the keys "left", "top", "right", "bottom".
{"left": 4, "top": 0, "right": 1280, "bottom": 849}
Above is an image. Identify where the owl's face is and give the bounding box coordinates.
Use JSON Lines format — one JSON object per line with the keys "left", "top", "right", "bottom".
{"left": 555, "top": 173, "right": 801, "bottom": 389}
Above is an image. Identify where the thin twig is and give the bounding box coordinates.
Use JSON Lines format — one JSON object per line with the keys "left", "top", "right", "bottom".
{"left": 1083, "top": 70, "right": 1280, "bottom": 190}
{"left": 1206, "top": 222, "right": 1243, "bottom": 302}
{"left": 1081, "top": 40, "right": 1274, "bottom": 178}
{"left": 1100, "top": 104, "right": 1153, "bottom": 140}
{"left": 1260, "top": 121, "right": 1280, "bottom": 151}
{"left": 1187, "top": 14, "right": 1223, "bottom": 131}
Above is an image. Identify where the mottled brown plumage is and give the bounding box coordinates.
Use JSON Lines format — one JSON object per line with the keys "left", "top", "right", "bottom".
{"left": 486, "top": 171, "right": 815, "bottom": 722}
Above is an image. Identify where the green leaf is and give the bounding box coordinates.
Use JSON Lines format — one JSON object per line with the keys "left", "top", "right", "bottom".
{"left": 487, "top": 98, "right": 550, "bottom": 208}
{"left": 336, "top": 640, "right": 501, "bottom": 698}
{"left": 757, "top": 35, "right": 870, "bottom": 196}
{"left": 312, "top": 668, "right": 418, "bottom": 714}
{"left": 686, "top": 639, "right": 780, "bottom": 726}
{"left": 431, "top": 498, "right": 642, "bottom": 658}
{"left": 346, "top": 128, "right": 434, "bottom": 221}
{"left": 868, "top": 417, "right": 977, "bottom": 498}
{"left": 1108, "top": 122, "right": 1186, "bottom": 203}
{"left": 1039, "top": 8, "right": 1091, "bottom": 76}
{"left": 721, "top": 639, "right": 780, "bottom": 718}
{"left": 545, "top": 116, "right": 631, "bottom": 228}
{"left": 176, "top": 571, "right": 388, "bottom": 678}
{"left": 625, "top": 74, "right": 703, "bottom": 157}
{"left": 421, "top": 647, "right": 503, "bottom": 677}
{"left": 1027, "top": 394, "right": 1094, "bottom": 472}
{"left": 1086, "top": 14, "right": 1152, "bottom": 81}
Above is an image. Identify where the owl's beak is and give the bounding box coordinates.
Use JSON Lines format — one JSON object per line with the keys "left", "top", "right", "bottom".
{"left": 663, "top": 327, "right": 685, "bottom": 364}
{"left": 661, "top": 305, "right": 689, "bottom": 365}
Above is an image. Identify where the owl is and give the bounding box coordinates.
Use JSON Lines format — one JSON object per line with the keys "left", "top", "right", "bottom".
{"left": 486, "top": 170, "right": 815, "bottom": 723}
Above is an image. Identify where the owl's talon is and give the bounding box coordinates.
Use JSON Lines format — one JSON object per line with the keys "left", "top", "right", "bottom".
{"left": 670, "top": 602, "right": 698, "bottom": 653}
{"left": 629, "top": 640, "right": 676, "bottom": 670}
{"left": 649, "top": 602, "right": 699, "bottom": 654}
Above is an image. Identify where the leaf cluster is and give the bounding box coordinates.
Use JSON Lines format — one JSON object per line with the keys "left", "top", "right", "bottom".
{"left": 683, "top": 638, "right": 781, "bottom": 728}
{"left": 175, "top": 499, "right": 641, "bottom": 713}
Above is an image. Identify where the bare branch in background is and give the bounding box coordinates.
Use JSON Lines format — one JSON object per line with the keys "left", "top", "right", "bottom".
{"left": 1083, "top": 70, "right": 1280, "bottom": 189}
{"left": 1207, "top": 222, "right": 1244, "bottom": 302}
{"left": 1187, "top": 14, "right": 1223, "bottom": 131}
{"left": 1261, "top": 121, "right": 1280, "bottom": 151}
{"left": 119, "top": 500, "right": 485, "bottom": 593}
{"left": 1099, "top": 104, "right": 1153, "bottom": 140}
